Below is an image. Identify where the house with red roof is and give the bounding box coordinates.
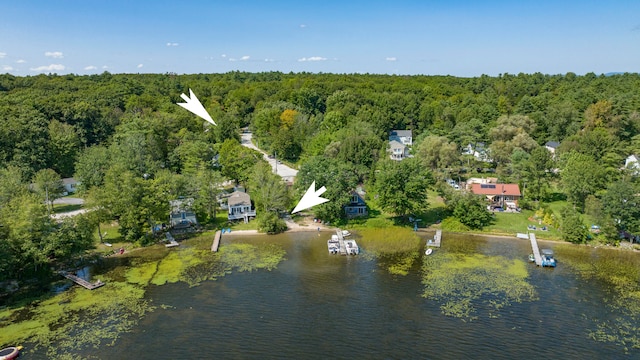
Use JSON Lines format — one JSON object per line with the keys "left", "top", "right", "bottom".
{"left": 470, "top": 183, "right": 521, "bottom": 210}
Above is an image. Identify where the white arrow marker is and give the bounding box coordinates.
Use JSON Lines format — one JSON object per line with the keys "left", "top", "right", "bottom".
{"left": 292, "top": 181, "right": 329, "bottom": 214}
{"left": 177, "top": 88, "right": 216, "bottom": 126}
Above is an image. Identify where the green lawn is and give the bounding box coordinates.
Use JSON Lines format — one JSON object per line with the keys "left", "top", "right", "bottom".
{"left": 95, "top": 222, "right": 121, "bottom": 240}
{"left": 52, "top": 203, "right": 83, "bottom": 213}
{"left": 483, "top": 210, "right": 562, "bottom": 240}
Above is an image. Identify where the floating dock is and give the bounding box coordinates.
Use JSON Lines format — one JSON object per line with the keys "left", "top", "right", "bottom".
{"left": 426, "top": 229, "right": 442, "bottom": 248}
{"left": 332, "top": 229, "right": 359, "bottom": 255}
{"left": 59, "top": 271, "right": 105, "bottom": 290}
{"left": 529, "top": 232, "right": 542, "bottom": 266}
{"left": 211, "top": 230, "right": 222, "bottom": 252}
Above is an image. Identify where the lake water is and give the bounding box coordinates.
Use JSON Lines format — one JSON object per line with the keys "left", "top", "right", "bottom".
{"left": 65, "top": 232, "right": 637, "bottom": 359}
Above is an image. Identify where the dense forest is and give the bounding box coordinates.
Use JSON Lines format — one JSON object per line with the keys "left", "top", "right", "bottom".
{"left": 0, "top": 71, "right": 639, "bottom": 282}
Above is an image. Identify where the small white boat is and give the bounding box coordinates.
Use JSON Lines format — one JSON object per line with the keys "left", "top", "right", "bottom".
{"left": 328, "top": 235, "right": 340, "bottom": 254}
{"left": 341, "top": 230, "right": 351, "bottom": 237}
{"left": 425, "top": 248, "right": 433, "bottom": 256}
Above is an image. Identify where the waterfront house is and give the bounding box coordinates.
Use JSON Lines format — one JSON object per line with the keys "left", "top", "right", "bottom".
{"left": 389, "top": 130, "right": 412, "bottom": 146}
{"left": 471, "top": 183, "right": 521, "bottom": 210}
{"left": 344, "top": 187, "right": 368, "bottom": 218}
{"left": 169, "top": 198, "right": 198, "bottom": 227}
{"left": 227, "top": 190, "right": 256, "bottom": 223}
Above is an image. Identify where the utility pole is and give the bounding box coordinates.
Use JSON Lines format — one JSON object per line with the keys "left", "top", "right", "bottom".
{"left": 275, "top": 151, "right": 278, "bottom": 175}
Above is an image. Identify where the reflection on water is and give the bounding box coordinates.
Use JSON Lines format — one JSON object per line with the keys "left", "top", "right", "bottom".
{"left": 75, "top": 232, "right": 636, "bottom": 359}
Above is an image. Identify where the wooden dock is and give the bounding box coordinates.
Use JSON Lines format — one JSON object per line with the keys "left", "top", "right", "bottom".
{"left": 165, "top": 232, "right": 179, "bottom": 248}
{"left": 211, "top": 230, "right": 222, "bottom": 252}
{"left": 529, "top": 232, "right": 542, "bottom": 266}
{"left": 59, "top": 271, "right": 105, "bottom": 290}
{"left": 336, "top": 229, "right": 347, "bottom": 255}
{"left": 427, "top": 229, "right": 442, "bottom": 247}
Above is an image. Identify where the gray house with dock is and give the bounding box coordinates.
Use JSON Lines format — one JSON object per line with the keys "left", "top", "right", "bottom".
{"left": 227, "top": 190, "right": 256, "bottom": 223}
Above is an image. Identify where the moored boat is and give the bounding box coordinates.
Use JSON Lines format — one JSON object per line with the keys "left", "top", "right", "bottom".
{"left": 328, "top": 235, "right": 340, "bottom": 254}
{"left": 0, "top": 346, "right": 23, "bottom": 360}
{"left": 341, "top": 230, "right": 351, "bottom": 237}
{"left": 540, "top": 249, "right": 557, "bottom": 267}
{"left": 425, "top": 248, "right": 433, "bottom": 256}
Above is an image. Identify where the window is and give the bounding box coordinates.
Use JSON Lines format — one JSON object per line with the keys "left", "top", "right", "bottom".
{"left": 351, "top": 195, "right": 358, "bottom": 204}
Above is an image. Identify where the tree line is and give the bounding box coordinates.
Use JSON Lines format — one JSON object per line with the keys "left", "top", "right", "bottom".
{"left": 1, "top": 70, "right": 639, "bottom": 282}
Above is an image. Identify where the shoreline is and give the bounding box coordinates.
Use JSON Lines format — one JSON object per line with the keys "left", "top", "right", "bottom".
{"left": 222, "top": 226, "right": 638, "bottom": 252}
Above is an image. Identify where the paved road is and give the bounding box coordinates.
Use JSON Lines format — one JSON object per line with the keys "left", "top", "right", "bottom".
{"left": 53, "top": 197, "right": 85, "bottom": 205}
{"left": 240, "top": 132, "right": 298, "bottom": 183}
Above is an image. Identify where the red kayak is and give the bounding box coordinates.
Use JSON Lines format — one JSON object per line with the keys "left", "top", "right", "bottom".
{"left": 0, "top": 346, "right": 22, "bottom": 360}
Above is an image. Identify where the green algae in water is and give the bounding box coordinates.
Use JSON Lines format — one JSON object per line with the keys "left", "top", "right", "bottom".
{"left": 556, "top": 245, "right": 640, "bottom": 351}
{"left": 421, "top": 253, "right": 537, "bottom": 321}
{"left": 0, "top": 238, "right": 288, "bottom": 359}
{"left": 0, "top": 278, "right": 153, "bottom": 359}
{"left": 220, "top": 243, "right": 287, "bottom": 272}
{"left": 357, "top": 227, "right": 422, "bottom": 275}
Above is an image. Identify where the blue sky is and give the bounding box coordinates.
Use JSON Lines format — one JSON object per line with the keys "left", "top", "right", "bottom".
{"left": 1, "top": 0, "right": 639, "bottom": 76}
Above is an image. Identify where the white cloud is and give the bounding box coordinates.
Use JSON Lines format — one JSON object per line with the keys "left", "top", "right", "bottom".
{"left": 300, "top": 24, "right": 307, "bottom": 28}
{"left": 240, "top": 55, "right": 250, "bottom": 61}
{"left": 30, "top": 64, "right": 65, "bottom": 72}
{"left": 45, "top": 51, "right": 64, "bottom": 59}
{"left": 298, "top": 56, "right": 327, "bottom": 62}
{"left": 2, "top": 65, "right": 13, "bottom": 71}
{"left": 386, "top": 57, "right": 397, "bottom": 61}
{"left": 16, "top": 59, "right": 26, "bottom": 63}
{"left": 264, "top": 58, "right": 275, "bottom": 62}
{"left": 166, "top": 42, "right": 179, "bottom": 47}
{"left": 137, "top": 64, "right": 143, "bottom": 68}
{"left": 228, "top": 58, "right": 237, "bottom": 62}
{"left": 84, "top": 65, "right": 97, "bottom": 70}
{"left": 221, "top": 54, "right": 227, "bottom": 58}
{"left": 0, "top": 52, "right": 6, "bottom": 58}
{"left": 102, "top": 65, "right": 109, "bottom": 69}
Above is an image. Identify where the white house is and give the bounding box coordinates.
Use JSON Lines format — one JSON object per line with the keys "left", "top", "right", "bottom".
{"left": 544, "top": 141, "right": 560, "bottom": 154}
{"left": 388, "top": 140, "right": 409, "bottom": 161}
{"left": 462, "top": 142, "right": 492, "bottom": 162}
{"left": 389, "top": 130, "right": 412, "bottom": 146}
{"left": 62, "top": 177, "right": 80, "bottom": 195}
{"left": 625, "top": 154, "right": 639, "bottom": 174}
{"left": 227, "top": 190, "right": 256, "bottom": 223}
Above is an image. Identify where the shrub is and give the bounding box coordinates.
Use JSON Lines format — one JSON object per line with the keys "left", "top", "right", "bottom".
{"left": 256, "top": 212, "right": 287, "bottom": 234}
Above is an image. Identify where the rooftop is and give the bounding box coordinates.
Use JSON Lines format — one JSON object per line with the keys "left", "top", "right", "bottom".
{"left": 471, "top": 183, "right": 521, "bottom": 196}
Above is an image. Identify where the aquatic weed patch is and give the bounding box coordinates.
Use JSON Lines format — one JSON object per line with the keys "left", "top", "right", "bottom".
{"left": 357, "top": 227, "right": 422, "bottom": 275}
{"left": 0, "top": 278, "right": 153, "bottom": 359}
{"left": 219, "top": 243, "right": 287, "bottom": 272}
{"left": 0, "top": 239, "right": 287, "bottom": 358}
{"left": 556, "top": 245, "right": 640, "bottom": 352}
{"left": 421, "top": 253, "right": 537, "bottom": 321}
